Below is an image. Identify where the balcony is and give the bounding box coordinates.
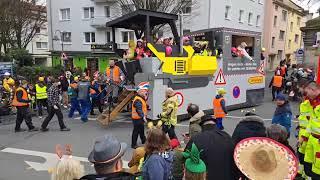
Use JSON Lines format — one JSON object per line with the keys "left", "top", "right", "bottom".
{"left": 90, "top": 16, "right": 111, "bottom": 28}
{"left": 91, "top": 0, "right": 117, "bottom": 3}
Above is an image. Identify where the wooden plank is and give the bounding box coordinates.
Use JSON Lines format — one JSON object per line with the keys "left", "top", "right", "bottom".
{"left": 110, "top": 92, "right": 135, "bottom": 121}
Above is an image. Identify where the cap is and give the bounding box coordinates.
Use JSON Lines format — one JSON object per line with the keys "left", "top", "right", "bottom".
{"left": 275, "top": 93, "right": 286, "bottom": 101}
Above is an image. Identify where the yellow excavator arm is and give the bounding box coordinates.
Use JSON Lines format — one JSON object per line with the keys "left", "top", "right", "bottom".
{"left": 147, "top": 43, "right": 218, "bottom": 76}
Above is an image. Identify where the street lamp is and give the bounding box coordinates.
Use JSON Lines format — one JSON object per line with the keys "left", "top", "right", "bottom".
{"left": 52, "top": 30, "right": 67, "bottom": 69}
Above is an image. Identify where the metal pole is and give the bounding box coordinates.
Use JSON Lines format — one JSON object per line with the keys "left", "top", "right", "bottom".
{"left": 208, "top": 0, "right": 211, "bottom": 29}
{"left": 179, "top": 12, "right": 183, "bottom": 56}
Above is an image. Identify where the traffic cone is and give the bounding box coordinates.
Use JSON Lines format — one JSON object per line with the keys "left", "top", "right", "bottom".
{"left": 317, "top": 55, "right": 320, "bottom": 85}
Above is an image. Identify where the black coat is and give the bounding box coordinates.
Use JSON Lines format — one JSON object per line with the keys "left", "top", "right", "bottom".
{"left": 186, "top": 124, "right": 239, "bottom": 180}
{"left": 232, "top": 116, "right": 267, "bottom": 145}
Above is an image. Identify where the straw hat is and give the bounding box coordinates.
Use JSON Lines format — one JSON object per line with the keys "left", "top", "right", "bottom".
{"left": 234, "top": 137, "right": 298, "bottom": 180}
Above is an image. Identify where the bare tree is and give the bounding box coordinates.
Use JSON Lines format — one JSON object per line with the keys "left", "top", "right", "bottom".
{"left": 0, "top": 0, "right": 46, "bottom": 52}
{"left": 117, "top": 0, "right": 195, "bottom": 38}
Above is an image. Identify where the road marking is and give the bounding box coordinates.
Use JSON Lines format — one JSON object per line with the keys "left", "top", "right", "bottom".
{"left": 1, "top": 147, "right": 129, "bottom": 171}
{"left": 74, "top": 117, "right": 97, "bottom": 121}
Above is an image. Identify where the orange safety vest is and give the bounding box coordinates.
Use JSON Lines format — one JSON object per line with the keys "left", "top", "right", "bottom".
{"left": 12, "top": 87, "right": 29, "bottom": 107}
{"left": 213, "top": 97, "right": 226, "bottom": 118}
{"left": 132, "top": 96, "right": 147, "bottom": 120}
{"left": 273, "top": 75, "right": 283, "bottom": 88}
{"left": 106, "top": 66, "right": 121, "bottom": 83}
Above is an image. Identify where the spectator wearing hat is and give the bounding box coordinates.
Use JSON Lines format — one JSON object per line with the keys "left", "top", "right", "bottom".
{"left": 183, "top": 143, "right": 207, "bottom": 180}
{"left": 272, "top": 93, "right": 292, "bottom": 136}
{"left": 36, "top": 76, "right": 48, "bottom": 118}
{"left": 232, "top": 113, "right": 267, "bottom": 145}
{"left": 131, "top": 82, "right": 149, "bottom": 149}
{"left": 80, "top": 135, "right": 136, "bottom": 179}
{"left": 187, "top": 103, "right": 205, "bottom": 138}
{"left": 77, "top": 76, "right": 91, "bottom": 122}
{"left": 68, "top": 77, "right": 82, "bottom": 118}
{"left": 12, "top": 80, "right": 38, "bottom": 132}
{"left": 185, "top": 115, "right": 239, "bottom": 180}
{"left": 213, "top": 88, "right": 228, "bottom": 130}
{"left": 158, "top": 88, "right": 179, "bottom": 139}
{"left": 142, "top": 128, "right": 173, "bottom": 180}
{"left": 233, "top": 137, "right": 299, "bottom": 180}
{"left": 41, "top": 78, "right": 70, "bottom": 132}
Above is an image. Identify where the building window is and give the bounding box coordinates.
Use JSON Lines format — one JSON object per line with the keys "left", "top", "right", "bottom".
{"left": 84, "top": 7, "right": 94, "bottom": 19}
{"left": 84, "top": 32, "right": 95, "bottom": 43}
{"left": 279, "top": 30, "right": 285, "bottom": 40}
{"left": 295, "top": 34, "right": 299, "bottom": 43}
{"left": 258, "top": 0, "right": 263, "bottom": 4}
{"left": 239, "top": 10, "right": 244, "bottom": 23}
{"left": 105, "top": 6, "right": 110, "bottom": 17}
{"left": 121, "top": 31, "right": 134, "bottom": 43}
{"left": 62, "top": 32, "right": 72, "bottom": 42}
{"left": 273, "top": 16, "right": 277, "bottom": 27}
{"left": 225, "top": 6, "right": 231, "bottom": 19}
{"left": 275, "top": 4, "right": 278, "bottom": 11}
{"left": 282, "top": 10, "right": 287, "bottom": 21}
{"left": 288, "top": 39, "right": 291, "bottom": 49}
{"left": 36, "top": 42, "right": 48, "bottom": 49}
{"left": 290, "top": 22, "right": 293, "bottom": 32}
{"left": 60, "top": 8, "right": 70, "bottom": 20}
{"left": 182, "top": 6, "right": 192, "bottom": 14}
{"left": 272, "top": 37, "right": 275, "bottom": 48}
{"left": 106, "top": 31, "right": 111, "bottom": 42}
{"left": 297, "top": 17, "right": 301, "bottom": 26}
{"left": 256, "top": 15, "right": 261, "bottom": 26}
{"left": 248, "top": 12, "right": 253, "bottom": 25}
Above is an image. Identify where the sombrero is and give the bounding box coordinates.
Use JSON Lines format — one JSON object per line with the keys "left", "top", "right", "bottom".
{"left": 234, "top": 137, "right": 298, "bottom": 180}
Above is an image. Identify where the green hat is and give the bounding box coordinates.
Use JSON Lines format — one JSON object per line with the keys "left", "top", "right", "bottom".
{"left": 182, "top": 143, "right": 206, "bottom": 173}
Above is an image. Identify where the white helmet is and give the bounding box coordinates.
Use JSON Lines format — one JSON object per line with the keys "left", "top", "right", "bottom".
{"left": 4, "top": 72, "right": 10, "bottom": 76}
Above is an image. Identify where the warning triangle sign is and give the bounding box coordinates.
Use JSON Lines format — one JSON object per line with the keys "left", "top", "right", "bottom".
{"left": 257, "top": 61, "right": 265, "bottom": 75}
{"left": 215, "top": 69, "right": 226, "bottom": 85}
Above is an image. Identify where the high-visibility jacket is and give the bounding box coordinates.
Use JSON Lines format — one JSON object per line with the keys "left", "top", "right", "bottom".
{"left": 35, "top": 84, "right": 47, "bottom": 100}
{"left": 272, "top": 75, "right": 283, "bottom": 88}
{"left": 298, "top": 100, "right": 314, "bottom": 154}
{"left": 106, "top": 66, "right": 121, "bottom": 83}
{"left": 307, "top": 105, "right": 320, "bottom": 136}
{"left": 3, "top": 78, "right": 15, "bottom": 92}
{"left": 132, "top": 96, "right": 147, "bottom": 120}
{"left": 213, "top": 97, "right": 226, "bottom": 118}
{"left": 12, "top": 87, "right": 29, "bottom": 107}
{"left": 160, "top": 95, "right": 179, "bottom": 126}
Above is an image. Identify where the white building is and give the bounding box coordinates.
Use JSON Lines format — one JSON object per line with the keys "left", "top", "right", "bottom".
{"left": 47, "top": 0, "right": 264, "bottom": 71}
{"left": 25, "top": 23, "right": 51, "bottom": 66}
{"left": 190, "top": 0, "right": 264, "bottom": 33}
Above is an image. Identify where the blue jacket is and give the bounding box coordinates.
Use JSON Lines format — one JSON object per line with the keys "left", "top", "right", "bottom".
{"left": 90, "top": 82, "right": 100, "bottom": 99}
{"left": 272, "top": 101, "right": 292, "bottom": 133}
{"left": 142, "top": 151, "right": 173, "bottom": 180}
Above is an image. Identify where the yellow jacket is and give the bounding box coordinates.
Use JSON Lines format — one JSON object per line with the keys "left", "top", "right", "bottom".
{"left": 3, "top": 78, "right": 15, "bottom": 92}
{"left": 161, "top": 95, "right": 179, "bottom": 126}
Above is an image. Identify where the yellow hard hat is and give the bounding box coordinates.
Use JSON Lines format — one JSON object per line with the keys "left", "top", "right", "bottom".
{"left": 74, "top": 76, "right": 79, "bottom": 81}
{"left": 7, "top": 78, "right": 15, "bottom": 85}
{"left": 39, "top": 77, "right": 44, "bottom": 82}
{"left": 217, "top": 88, "right": 227, "bottom": 95}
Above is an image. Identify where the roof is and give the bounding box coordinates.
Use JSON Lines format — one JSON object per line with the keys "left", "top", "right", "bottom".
{"left": 301, "top": 16, "right": 320, "bottom": 31}
{"left": 274, "top": 0, "right": 305, "bottom": 15}
{"left": 105, "top": 9, "right": 178, "bottom": 29}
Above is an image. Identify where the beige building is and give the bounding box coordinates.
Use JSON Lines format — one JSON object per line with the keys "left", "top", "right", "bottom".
{"left": 263, "top": 0, "right": 305, "bottom": 70}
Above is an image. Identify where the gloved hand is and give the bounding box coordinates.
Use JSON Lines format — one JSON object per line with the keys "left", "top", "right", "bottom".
{"left": 53, "top": 105, "right": 59, "bottom": 110}
{"left": 157, "top": 114, "right": 162, "bottom": 119}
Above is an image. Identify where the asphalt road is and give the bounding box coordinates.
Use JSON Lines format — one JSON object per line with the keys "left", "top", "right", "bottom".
{"left": 0, "top": 73, "right": 300, "bottom": 180}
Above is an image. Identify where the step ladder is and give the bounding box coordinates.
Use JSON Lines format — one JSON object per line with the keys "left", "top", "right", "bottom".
{"left": 97, "top": 87, "right": 135, "bottom": 126}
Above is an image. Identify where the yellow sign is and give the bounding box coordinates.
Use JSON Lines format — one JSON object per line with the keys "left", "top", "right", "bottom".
{"left": 248, "top": 76, "right": 264, "bottom": 84}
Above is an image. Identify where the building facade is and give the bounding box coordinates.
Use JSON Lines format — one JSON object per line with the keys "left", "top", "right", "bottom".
{"left": 263, "top": 0, "right": 305, "bottom": 70}
{"left": 47, "top": 0, "right": 135, "bottom": 73}
{"left": 25, "top": 23, "right": 51, "bottom": 67}
{"left": 190, "top": 0, "right": 264, "bottom": 33}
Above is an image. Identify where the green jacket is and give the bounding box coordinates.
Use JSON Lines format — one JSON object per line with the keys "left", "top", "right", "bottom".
{"left": 161, "top": 95, "right": 179, "bottom": 126}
